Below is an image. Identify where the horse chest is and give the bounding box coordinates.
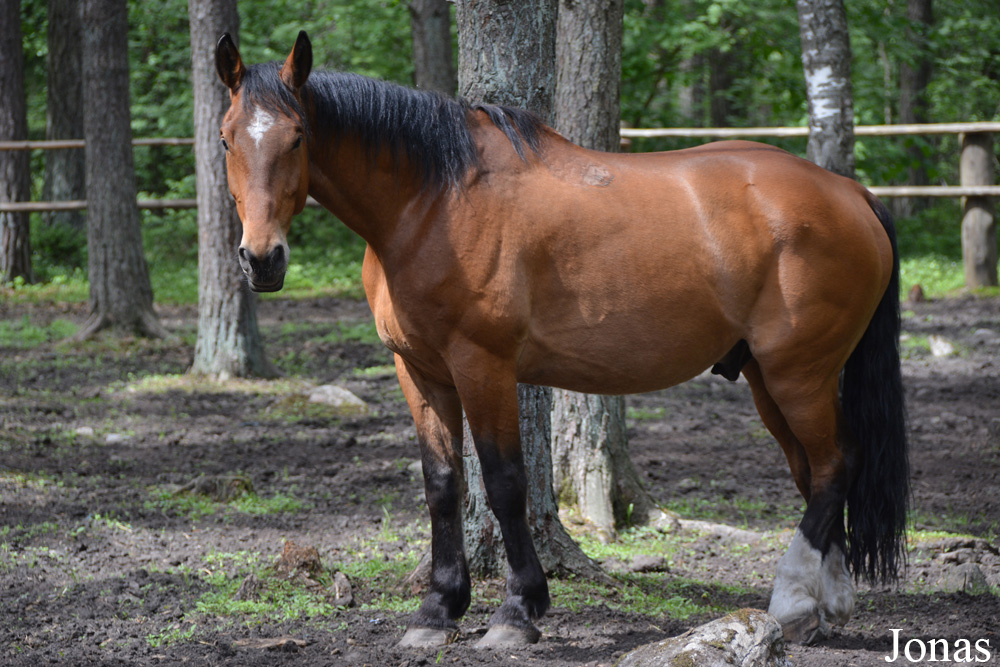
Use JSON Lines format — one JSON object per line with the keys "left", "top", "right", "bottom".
{"left": 375, "top": 316, "right": 408, "bottom": 356}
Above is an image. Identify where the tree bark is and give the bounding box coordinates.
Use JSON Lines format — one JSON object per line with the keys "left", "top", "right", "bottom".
{"left": 555, "top": 0, "right": 623, "bottom": 150}
{"left": 43, "top": 0, "right": 86, "bottom": 233}
{"left": 455, "top": 0, "right": 604, "bottom": 581}
{"left": 797, "top": 0, "right": 855, "bottom": 178}
{"left": 188, "top": 0, "right": 273, "bottom": 378}
{"left": 456, "top": 0, "right": 557, "bottom": 122}
{"left": 0, "top": 0, "right": 32, "bottom": 284}
{"left": 409, "top": 0, "right": 456, "bottom": 95}
{"left": 79, "top": 0, "right": 166, "bottom": 338}
{"left": 551, "top": 0, "right": 657, "bottom": 539}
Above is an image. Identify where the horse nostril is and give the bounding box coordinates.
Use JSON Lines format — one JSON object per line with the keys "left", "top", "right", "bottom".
{"left": 238, "top": 246, "right": 251, "bottom": 264}
{"left": 267, "top": 245, "right": 285, "bottom": 265}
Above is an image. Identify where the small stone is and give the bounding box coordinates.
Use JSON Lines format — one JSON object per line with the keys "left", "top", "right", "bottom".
{"left": 628, "top": 555, "right": 668, "bottom": 573}
{"left": 307, "top": 384, "right": 368, "bottom": 416}
{"left": 105, "top": 433, "right": 130, "bottom": 444}
{"left": 234, "top": 573, "right": 262, "bottom": 601}
{"left": 75, "top": 426, "right": 95, "bottom": 438}
{"left": 330, "top": 571, "right": 354, "bottom": 607}
{"left": 971, "top": 328, "right": 1000, "bottom": 345}
{"left": 928, "top": 335, "right": 955, "bottom": 357}
{"left": 677, "top": 477, "right": 701, "bottom": 493}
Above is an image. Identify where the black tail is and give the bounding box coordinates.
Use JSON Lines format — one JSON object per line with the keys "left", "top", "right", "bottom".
{"left": 841, "top": 193, "right": 909, "bottom": 585}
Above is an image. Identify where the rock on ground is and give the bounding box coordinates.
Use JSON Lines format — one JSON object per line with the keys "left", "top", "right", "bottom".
{"left": 616, "top": 609, "right": 791, "bottom": 667}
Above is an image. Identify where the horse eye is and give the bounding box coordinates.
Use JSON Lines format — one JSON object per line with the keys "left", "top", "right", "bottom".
{"left": 292, "top": 135, "right": 303, "bottom": 150}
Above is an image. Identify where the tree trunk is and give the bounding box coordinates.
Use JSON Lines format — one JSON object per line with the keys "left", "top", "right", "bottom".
{"left": 551, "top": 0, "right": 657, "bottom": 539}
{"left": 455, "top": 0, "right": 604, "bottom": 581}
{"left": 456, "top": 0, "right": 557, "bottom": 121}
{"left": 555, "top": 0, "right": 623, "bottom": 151}
{"left": 0, "top": 0, "right": 32, "bottom": 284}
{"left": 188, "top": 0, "right": 273, "bottom": 378}
{"left": 43, "top": 0, "right": 86, "bottom": 234}
{"left": 79, "top": 0, "right": 166, "bottom": 338}
{"left": 896, "top": 0, "right": 933, "bottom": 217}
{"left": 796, "top": 0, "right": 855, "bottom": 179}
{"left": 409, "top": 0, "right": 456, "bottom": 95}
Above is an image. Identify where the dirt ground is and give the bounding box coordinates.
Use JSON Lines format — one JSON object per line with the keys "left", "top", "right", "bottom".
{"left": 1, "top": 293, "right": 998, "bottom": 666}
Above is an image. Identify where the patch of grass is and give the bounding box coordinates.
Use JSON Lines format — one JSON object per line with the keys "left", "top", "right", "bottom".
{"left": 196, "top": 571, "right": 341, "bottom": 621}
{"left": 550, "top": 573, "right": 731, "bottom": 620}
{"left": 146, "top": 622, "right": 198, "bottom": 648}
{"left": 899, "top": 256, "right": 966, "bottom": 297}
{"left": 121, "top": 373, "right": 309, "bottom": 397}
{"left": 661, "top": 495, "right": 802, "bottom": 529}
{"left": 350, "top": 364, "right": 397, "bottom": 379}
{"left": 319, "top": 320, "right": 381, "bottom": 345}
{"left": 265, "top": 392, "right": 370, "bottom": 421}
{"left": 144, "top": 486, "right": 309, "bottom": 520}
{"left": 0, "top": 269, "right": 90, "bottom": 305}
{"left": 626, "top": 406, "right": 667, "bottom": 421}
{"left": 909, "top": 508, "right": 999, "bottom": 540}
{"left": 0, "top": 316, "right": 78, "bottom": 348}
{"left": 229, "top": 492, "right": 306, "bottom": 515}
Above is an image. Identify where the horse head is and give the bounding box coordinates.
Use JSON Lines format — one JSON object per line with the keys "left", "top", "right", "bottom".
{"left": 215, "top": 31, "right": 312, "bottom": 292}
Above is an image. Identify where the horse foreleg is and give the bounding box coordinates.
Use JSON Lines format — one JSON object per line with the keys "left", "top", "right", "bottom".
{"left": 457, "top": 368, "right": 550, "bottom": 647}
{"left": 746, "top": 363, "right": 855, "bottom": 644}
{"left": 394, "top": 356, "right": 470, "bottom": 649}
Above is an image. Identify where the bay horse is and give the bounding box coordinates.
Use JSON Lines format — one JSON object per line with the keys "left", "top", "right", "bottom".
{"left": 215, "top": 32, "right": 908, "bottom": 648}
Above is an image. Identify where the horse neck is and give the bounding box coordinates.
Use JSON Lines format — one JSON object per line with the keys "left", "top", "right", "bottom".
{"left": 306, "top": 136, "right": 429, "bottom": 253}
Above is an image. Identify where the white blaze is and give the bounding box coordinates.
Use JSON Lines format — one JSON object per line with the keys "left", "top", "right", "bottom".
{"left": 247, "top": 107, "right": 275, "bottom": 147}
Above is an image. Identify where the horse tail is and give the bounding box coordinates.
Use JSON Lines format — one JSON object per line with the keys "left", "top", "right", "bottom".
{"left": 841, "top": 192, "right": 909, "bottom": 585}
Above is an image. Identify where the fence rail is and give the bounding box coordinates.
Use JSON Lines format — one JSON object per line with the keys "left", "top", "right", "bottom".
{"left": 619, "top": 120, "right": 1000, "bottom": 138}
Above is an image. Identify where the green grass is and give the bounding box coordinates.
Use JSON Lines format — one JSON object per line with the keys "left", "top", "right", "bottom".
{"left": 0, "top": 316, "right": 79, "bottom": 347}
{"left": 144, "top": 486, "right": 308, "bottom": 520}
{"left": 626, "top": 406, "right": 667, "bottom": 421}
{"left": 899, "top": 256, "right": 967, "bottom": 295}
{"left": 661, "top": 495, "right": 803, "bottom": 530}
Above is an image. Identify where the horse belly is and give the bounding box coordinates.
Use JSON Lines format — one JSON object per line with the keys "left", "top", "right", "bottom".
{"left": 517, "top": 311, "right": 741, "bottom": 395}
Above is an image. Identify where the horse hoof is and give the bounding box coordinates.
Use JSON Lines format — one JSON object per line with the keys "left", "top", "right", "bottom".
{"left": 397, "top": 627, "right": 459, "bottom": 648}
{"left": 780, "top": 613, "right": 826, "bottom": 645}
{"left": 475, "top": 623, "right": 541, "bottom": 648}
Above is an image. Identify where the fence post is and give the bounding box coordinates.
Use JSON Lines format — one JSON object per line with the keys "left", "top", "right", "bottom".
{"left": 960, "top": 132, "right": 998, "bottom": 287}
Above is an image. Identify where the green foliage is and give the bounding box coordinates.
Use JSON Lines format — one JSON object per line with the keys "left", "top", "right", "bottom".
{"left": 0, "top": 316, "right": 78, "bottom": 348}
{"left": 144, "top": 486, "right": 308, "bottom": 520}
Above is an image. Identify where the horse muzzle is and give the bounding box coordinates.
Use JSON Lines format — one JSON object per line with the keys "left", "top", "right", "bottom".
{"left": 238, "top": 244, "right": 288, "bottom": 293}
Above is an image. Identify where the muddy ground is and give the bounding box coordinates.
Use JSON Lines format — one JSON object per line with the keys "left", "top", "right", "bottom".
{"left": 1, "top": 293, "right": 998, "bottom": 666}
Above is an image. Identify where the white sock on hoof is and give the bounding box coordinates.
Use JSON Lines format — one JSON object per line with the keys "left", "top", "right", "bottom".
{"left": 768, "top": 529, "right": 855, "bottom": 633}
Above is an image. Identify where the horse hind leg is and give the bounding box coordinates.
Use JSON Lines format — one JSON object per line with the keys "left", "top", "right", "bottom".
{"left": 743, "top": 360, "right": 856, "bottom": 645}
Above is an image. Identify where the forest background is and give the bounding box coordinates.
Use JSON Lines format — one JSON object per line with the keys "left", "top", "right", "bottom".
{"left": 13, "top": 0, "right": 1000, "bottom": 303}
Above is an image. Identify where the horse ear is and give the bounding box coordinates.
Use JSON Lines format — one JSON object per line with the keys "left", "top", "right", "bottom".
{"left": 215, "top": 33, "right": 245, "bottom": 91}
{"left": 279, "top": 30, "right": 312, "bottom": 91}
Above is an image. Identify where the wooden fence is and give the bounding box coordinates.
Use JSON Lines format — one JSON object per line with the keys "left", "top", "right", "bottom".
{"left": 1, "top": 121, "right": 997, "bottom": 285}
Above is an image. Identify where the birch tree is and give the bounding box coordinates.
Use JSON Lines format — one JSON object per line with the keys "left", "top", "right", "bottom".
{"left": 797, "top": 0, "right": 855, "bottom": 178}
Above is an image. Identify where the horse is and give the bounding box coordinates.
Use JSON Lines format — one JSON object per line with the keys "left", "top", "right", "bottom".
{"left": 214, "top": 31, "right": 909, "bottom": 648}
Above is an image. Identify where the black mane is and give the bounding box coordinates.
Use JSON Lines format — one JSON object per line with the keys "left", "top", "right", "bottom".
{"left": 238, "top": 62, "right": 545, "bottom": 191}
